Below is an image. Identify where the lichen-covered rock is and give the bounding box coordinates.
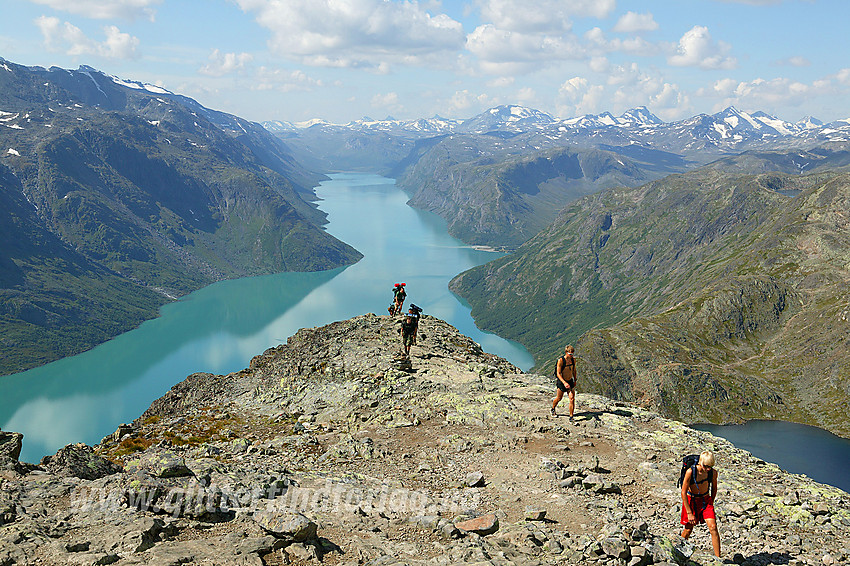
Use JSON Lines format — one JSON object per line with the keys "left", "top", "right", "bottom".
{"left": 253, "top": 511, "right": 317, "bottom": 541}
{"left": 0, "top": 430, "right": 23, "bottom": 464}
{"left": 126, "top": 452, "right": 194, "bottom": 479}
{"left": 40, "top": 443, "right": 122, "bottom": 480}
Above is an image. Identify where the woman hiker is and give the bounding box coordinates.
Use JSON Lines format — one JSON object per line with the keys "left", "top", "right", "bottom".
{"left": 680, "top": 450, "right": 721, "bottom": 558}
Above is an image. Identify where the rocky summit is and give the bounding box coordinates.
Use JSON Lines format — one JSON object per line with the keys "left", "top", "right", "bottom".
{"left": 1, "top": 314, "right": 848, "bottom": 566}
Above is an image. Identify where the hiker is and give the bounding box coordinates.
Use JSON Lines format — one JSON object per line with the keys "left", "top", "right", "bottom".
{"left": 551, "top": 345, "right": 577, "bottom": 420}
{"left": 400, "top": 312, "right": 418, "bottom": 355}
{"left": 392, "top": 283, "right": 407, "bottom": 316}
{"left": 680, "top": 451, "right": 721, "bottom": 557}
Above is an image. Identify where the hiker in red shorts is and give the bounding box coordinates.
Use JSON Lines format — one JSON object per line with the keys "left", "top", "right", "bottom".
{"left": 680, "top": 450, "right": 721, "bottom": 557}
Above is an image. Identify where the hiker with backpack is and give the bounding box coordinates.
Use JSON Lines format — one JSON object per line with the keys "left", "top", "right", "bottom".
{"left": 679, "top": 451, "right": 721, "bottom": 557}
{"left": 400, "top": 312, "right": 418, "bottom": 355}
{"left": 391, "top": 283, "right": 407, "bottom": 316}
{"left": 551, "top": 345, "right": 577, "bottom": 420}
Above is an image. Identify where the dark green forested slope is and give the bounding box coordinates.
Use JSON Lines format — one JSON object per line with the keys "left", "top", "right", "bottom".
{"left": 451, "top": 169, "right": 850, "bottom": 436}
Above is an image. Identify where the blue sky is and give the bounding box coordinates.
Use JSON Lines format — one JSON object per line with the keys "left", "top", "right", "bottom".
{"left": 1, "top": 0, "right": 847, "bottom": 124}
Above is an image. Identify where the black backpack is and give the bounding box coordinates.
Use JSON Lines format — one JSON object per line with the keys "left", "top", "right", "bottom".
{"left": 677, "top": 454, "right": 713, "bottom": 488}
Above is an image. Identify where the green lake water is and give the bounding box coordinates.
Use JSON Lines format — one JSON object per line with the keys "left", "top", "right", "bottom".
{"left": 0, "top": 173, "right": 533, "bottom": 462}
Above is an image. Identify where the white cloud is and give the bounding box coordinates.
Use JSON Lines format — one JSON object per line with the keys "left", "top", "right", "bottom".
{"left": 713, "top": 0, "right": 781, "bottom": 4}
{"left": 487, "top": 76, "right": 515, "bottom": 88}
{"left": 778, "top": 56, "right": 811, "bottom": 67}
{"left": 447, "top": 89, "right": 492, "bottom": 113}
{"left": 233, "top": 0, "right": 464, "bottom": 69}
{"left": 589, "top": 56, "right": 609, "bottom": 73}
{"left": 199, "top": 50, "right": 254, "bottom": 76}
{"left": 252, "top": 66, "right": 323, "bottom": 92}
{"left": 466, "top": 23, "right": 585, "bottom": 72}
{"left": 668, "top": 26, "right": 736, "bottom": 70}
{"left": 473, "top": 0, "right": 614, "bottom": 33}
{"left": 611, "top": 70, "right": 689, "bottom": 119}
{"left": 557, "top": 76, "right": 604, "bottom": 115}
{"left": 612, "top": 12, "right": 658, "bottom": 33}
{"left": 698, "top": 76, "right": 830, "bottom": 112}
{"left": 835, "top": 68, "right": 850, "bottom": 85}
{"left": 371, "top": 92, "right": 402, "bottom": 114}
{"left": 584, "top": 27, "right": 658, "bottom": 57}
{"left": 515, "top": 86, "right": 536, "bottom": 103}
{"left": 35, "top": 16, "right": 140, "bottom": 59}
{"left": 28, "top": 0, "right": 161, "bottom": 21}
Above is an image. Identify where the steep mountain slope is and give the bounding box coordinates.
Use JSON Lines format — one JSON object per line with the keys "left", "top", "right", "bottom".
{"left": 395, "top": 139, "right": 682, "bottom": 248}
{"left": 451, "top": 169, "right": 850, "bottom": 436}
{"left": 0, "top": 59, "right": 361, "bottom": 375}
{"left": 0, "top": 164, "right": 164, "bottom": 372}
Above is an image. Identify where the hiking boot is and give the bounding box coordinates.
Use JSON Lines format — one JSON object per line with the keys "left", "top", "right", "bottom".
{"left": 569, "top": 416, "right": 574, "bottom": 422}
{"left": 550, "top": 407, "right": 556, "bottom": 417}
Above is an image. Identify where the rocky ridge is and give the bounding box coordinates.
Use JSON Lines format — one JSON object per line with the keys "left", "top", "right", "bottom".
{"left": 1, "top": 314, "right": 848, "bottom": 566}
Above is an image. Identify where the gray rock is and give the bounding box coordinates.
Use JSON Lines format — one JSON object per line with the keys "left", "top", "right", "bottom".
{"left": 465, "top": 471, "right": 485, "bottom": 487}
{"left": 559, "top": 477, "right": 583, "bottom": 489}
{"left": 0, "top": 431, "right": 23, "bottom": 464}
{"left": 524, "top": 507, "right": 547, "bottom": 521}
{"left": 286, "top": 542, "right": 319, "bottom": 561}
{"left": 127, "top": 452, "right": 194, "bottom": 479}
{"left": 582, "top": 473, "right": 605, "bottom": 491}
{"left": 440, "top": 521, "right": 462, "bottom": 539}
{"left": 237, "top": 536, "right": 278, "bottom": 555}
{"left": 253, "top": 511, "right": 317, "bottom": 541}
{"left": 40, "top": 443, "right": 122, "bottom": 480}
{"left": 601, "top": 537, "right": 631, "bottom": 560}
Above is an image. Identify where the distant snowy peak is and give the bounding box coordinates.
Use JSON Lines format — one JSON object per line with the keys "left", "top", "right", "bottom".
{"left": 618, "top": 106, "right": 663, "bottom": 126}
{"left": 346, "top": 116, "right": 460, "bottom": 136}
{"left": 263, "top": 120, "right": 297, "bottom": 133}
{"left": 459, "top": 105, "right": 555, "bottom": 133}
{"left": 797, "top": 116, "right": 824, "bottom": 129}
{"left": 560, "top": 107, "right": 662, "bottom": 129}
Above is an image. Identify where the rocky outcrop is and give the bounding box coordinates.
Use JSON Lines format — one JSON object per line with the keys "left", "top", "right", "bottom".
{"left": 0, "top": 431, "right": 22, "bottom": 465}
{"left": 0, "top": 314, "right": 848, "bottom": 565}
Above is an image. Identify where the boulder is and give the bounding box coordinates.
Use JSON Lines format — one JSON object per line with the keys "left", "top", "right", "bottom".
{"left": 455, "top": 513, "right": 499, "bottom": 536}
{"left": 465, "top": 471, "right": 486, "bottom": 487}
{"left": 253, "top": 511, "right": 317, "bottom": 542}
{"left": 0, "top": 431, "right": 23, "bottom": 464}
{"left": 40, "top": 443, "right": 122, "bottom": 480}
{"left": 127, "top": 452, "right": 194, "bottom": 478}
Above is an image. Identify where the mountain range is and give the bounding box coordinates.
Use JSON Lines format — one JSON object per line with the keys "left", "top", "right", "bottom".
{"left": 268, "top": 104, "right": 850, "bottom": 249}
{"left": 268, "top": 103, "right": 850, "bottom": 166}
{"left": 0, "top": 58, "right": 361, "bottom": 375}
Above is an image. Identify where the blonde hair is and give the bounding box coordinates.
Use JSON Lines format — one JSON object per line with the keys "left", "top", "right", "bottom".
{"left": 699, "top": 451, "right": 716, "bottom": 468}
{"left": 564, "top": 345, "right": 575, "bottom": 354}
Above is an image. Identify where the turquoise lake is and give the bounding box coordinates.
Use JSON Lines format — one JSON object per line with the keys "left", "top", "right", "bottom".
{"left": 0, "top": 173, "right": 533, "bottom": 463}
